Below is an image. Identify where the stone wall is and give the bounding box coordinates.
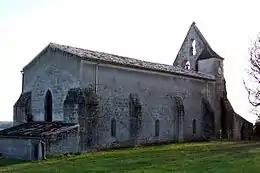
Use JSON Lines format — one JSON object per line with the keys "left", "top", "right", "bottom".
{"left": 12, "top": 23, "right": 253, "bottom": 154}
{"left": 16, "top": 47, "right": 220, "bottom": 150}
{"left": 79, "top": 61, "right": 217, "bottom": 148}
{"left": 233, "top": 114, "right": 253, "bottom": 140}
{"left": 0, "top": 127, "right": 79, "bottom": 160}
{"left": 0, "top": 137, "right": 41, "bottom": 160}
{"left": 46, "top": 127, "right": 80, "bottom": 156}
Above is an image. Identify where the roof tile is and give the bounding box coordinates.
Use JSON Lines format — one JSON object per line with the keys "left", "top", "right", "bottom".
{"left": 0, "top": 121, "right": 78, "bottom": 138}
{"left": 49, "top": 43, "right": 215, "bottom": 80}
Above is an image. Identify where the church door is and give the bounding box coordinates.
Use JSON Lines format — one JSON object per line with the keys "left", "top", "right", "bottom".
{"left": 33, "top": 143, "right": 39, "bottom": 160}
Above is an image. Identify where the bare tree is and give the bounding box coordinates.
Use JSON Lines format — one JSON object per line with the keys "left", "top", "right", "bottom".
{"left": 244, "top": 34, "right": 260, "bottom": 107}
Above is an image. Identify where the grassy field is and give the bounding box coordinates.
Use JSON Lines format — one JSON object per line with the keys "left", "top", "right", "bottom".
{"left": 1, "top": 141, "right": 260, "bottom": 173}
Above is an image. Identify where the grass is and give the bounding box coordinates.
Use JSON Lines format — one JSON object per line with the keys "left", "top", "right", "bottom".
{"left": 1, "top": 141, "right": 260, "bottom": 173}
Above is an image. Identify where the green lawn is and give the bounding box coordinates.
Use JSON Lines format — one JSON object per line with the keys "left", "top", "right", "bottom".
{"left": 1, "top": 141, "right": 260, "bottom": 173}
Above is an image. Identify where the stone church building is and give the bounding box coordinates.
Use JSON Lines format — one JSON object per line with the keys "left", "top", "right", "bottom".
{"left": 0, "top": 22, "right": 253, "bottom": 160}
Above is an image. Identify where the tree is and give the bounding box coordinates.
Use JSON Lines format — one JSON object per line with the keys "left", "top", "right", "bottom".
{"left": 244, "top": 35, "right": 260, "bottom": 138}
{"left": 244, "top": 34, "right": 260, "bottom": 107}
{"left": 250, "top": 108, "right": 260, "bottom": 120}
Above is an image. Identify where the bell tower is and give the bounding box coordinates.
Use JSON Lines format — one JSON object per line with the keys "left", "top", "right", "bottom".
{"left": 174, "top": 22, "right": 224, "bottom": 74}
{"left": 174, "top": 22, "right": 226, "bottom": 138}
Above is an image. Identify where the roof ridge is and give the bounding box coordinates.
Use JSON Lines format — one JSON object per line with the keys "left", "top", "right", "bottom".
{"left": 21, "top": 42, "right": 215, "bottom": 80}
{"left": 49, "top": 42, "right": 215, "bottom": 80}
{"left": 50, "top": 42, "right": 176, "bottom": 67}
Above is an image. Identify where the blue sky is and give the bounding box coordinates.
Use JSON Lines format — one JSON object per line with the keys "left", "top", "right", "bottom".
{"left": 0, "top": 0, "right": 259, "bottom": 122}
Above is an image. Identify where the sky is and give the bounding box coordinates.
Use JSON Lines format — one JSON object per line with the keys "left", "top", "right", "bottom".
{"left": 0, "top": 0, "right": 260, "bottom": 123}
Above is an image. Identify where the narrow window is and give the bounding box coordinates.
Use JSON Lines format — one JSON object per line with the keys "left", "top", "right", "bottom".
{"left": 192, "top": 40, "right": 196, "bottom": 55}
{"left": 155, "top": 119, "right": 160, "bottom": 137}
{"left": 44, "top": 90, "right": 52, "bottom": 122}
{"left": 189, "top": 39, "right": 197, "bottom": 56}
{"left": 192, "top": 119, "right": 196, "bottom": 134}
{"left": 111, "top": 118, "right": 116, "bottom": 137}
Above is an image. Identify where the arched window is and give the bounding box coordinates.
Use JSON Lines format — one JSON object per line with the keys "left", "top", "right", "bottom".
{"left": 182, "top": 59, "right": 191, "bottom": 70}
{"left": 184, "top": 61, "right": 191, "bottom": 70}
{"left": 155, "top": 119, "right": 160, "bottom": 137}
{"left": 44, "top": 90, "right": 52, "bottom": 122}
{"left": 111, "top": 118, "right": 116, "bottom": 137}
{"left": 192, "top": 119, "right": 196, "bottom": 134}
{"left": 190, "top": 39, "right": 197, "bottom": 56}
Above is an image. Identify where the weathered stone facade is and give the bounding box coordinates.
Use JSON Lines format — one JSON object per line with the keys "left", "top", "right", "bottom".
{"left": 0, "top": 138, "right": 42, "bottom": 160}
{"left": 3, "top": 22, "right": 252, "bottom": 160}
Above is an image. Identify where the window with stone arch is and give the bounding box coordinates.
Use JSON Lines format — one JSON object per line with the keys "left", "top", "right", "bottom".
{"left": 155, "top": 119, "right": 160, "bottom": 137}
{"left": 111, "top": 118, "right": 117, "bottom": 137}
{"left": 192, "top": 119, "right": 197, "bottom": 134}
{"left": 190, "top": 39, "right": 197, "bottom": 56}
{"left": 44, "top": 90, "right": 52, "bottom": 122}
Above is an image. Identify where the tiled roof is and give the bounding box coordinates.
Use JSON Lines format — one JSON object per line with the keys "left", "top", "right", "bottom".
{"left": 0, "top": 121, "right": 78, "bottom": 138}
{"left": 47, "top": 43, "right": 215, "bottom": 80}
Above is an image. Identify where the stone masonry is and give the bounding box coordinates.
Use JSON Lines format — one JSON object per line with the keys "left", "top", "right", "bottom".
{"left": 2, "top": 22, "right": 253, "bottom": 160}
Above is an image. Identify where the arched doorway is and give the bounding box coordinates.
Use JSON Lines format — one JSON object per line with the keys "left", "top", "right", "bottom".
{"left": 44, "top": 90, "right": 52, "bottom": 122}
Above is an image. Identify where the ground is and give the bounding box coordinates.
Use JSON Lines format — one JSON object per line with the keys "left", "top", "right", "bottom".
{"left": 1, "top": 141, "right": 260, "bottom": 173}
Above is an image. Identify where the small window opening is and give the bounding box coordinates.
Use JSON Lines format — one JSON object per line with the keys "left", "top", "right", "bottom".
{"left": 44, "top": 90, "right": 52, "bottom": 122}
{"left": 189, "top": 39, "right": 197, "bottom": 56}
{"left": 111, "top": 118, "right": 116, "bottom": 137}
{"left": 155, "top": 119, "right": 160, "bottom": 137}
{"left": 192, "top": 119, "right": 197, "bottom": 134}
{"left": 192, "top": 40, "right": 196, "bottom": 55}
{"left": 184, "top": 61, "right": 191, "bottom": 70}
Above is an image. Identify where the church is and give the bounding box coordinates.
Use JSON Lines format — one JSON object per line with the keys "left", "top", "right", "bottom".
{"left": 0, "top": 22, "right": 253, "bottom": 160}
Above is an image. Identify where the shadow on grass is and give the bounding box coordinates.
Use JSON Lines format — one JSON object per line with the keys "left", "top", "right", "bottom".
{"left": 0, "top": 158, "right": 26, "bottom": 167}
